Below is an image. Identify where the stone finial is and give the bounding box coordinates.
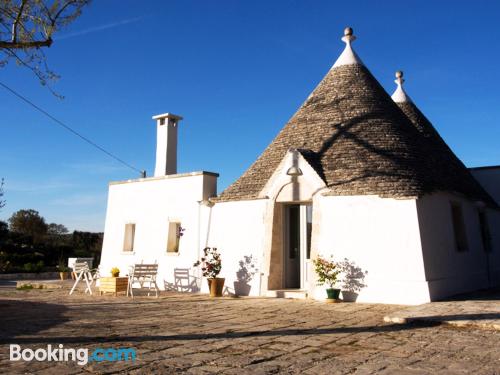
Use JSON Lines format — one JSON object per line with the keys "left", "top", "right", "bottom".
{"left": 341, "top": 26, "right": 356, "bottom": 44}
{"left": 391, "top": 70, "right": 411, "bottom": 103}
{"left": 333, "top": 26, "right": 363, "bottom": 68}
{"left": 395, "top": 70, "right": 404, "bottom": 85}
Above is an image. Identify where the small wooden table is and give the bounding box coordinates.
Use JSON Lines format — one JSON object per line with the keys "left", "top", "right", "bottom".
{"left": 99, "top": 277, "right": 128, "bottom": 296}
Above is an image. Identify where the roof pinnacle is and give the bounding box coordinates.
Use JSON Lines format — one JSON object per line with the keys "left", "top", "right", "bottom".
{"left": 391, "top": 70, "right": 411, "bottom": 103}
{"left": 333, "top": 26, "right": 363, "bottom": 68}
{"left": 395, "top": 70, "right": 404, "bottom": 85}
{"left": 341, "top": 26, "right": 356, "bottom": 44}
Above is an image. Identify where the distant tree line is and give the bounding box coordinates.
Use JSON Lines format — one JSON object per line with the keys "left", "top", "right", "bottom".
{"left": 0, "top": 209, "right": 102, "bottom": 273}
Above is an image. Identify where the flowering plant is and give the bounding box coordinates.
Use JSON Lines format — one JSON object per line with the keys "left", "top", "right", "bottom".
{"left": 177, "top": 225, "right": 185, "bottom": 238}
{"left": 313, "top": 256, "right": 340, "bottom": 288}
{"left": 193, "top": 247, "right": 221, "bottom": 279}
{"left": 110, "top": 267, "right": 120, "bottom": 277}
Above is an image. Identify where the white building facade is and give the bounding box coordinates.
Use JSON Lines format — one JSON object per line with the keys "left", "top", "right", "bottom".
{"left": 100, "top": 29, "right": 500, "bottom": 305}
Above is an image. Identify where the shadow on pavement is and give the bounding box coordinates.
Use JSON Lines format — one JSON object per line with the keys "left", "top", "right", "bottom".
{"left": 1, "top": 321, "right": 441, "bottom": 345}
{"left": 0, "top": 300, "right": 69, "bottom": 341}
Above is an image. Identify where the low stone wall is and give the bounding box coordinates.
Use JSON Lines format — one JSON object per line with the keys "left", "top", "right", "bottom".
{"left": 0, "top": 272, "right": 60, "bottom": 280}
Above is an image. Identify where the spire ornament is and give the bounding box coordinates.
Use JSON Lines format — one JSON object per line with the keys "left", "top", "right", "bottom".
{"left": 391, "top": 70, "right": 411, "bottom": 103}
{"left": 342, "top": 27, "right": 356, "bottom": 43}
{"left": 333, "top": 26, "right": 363, "bottom": 68}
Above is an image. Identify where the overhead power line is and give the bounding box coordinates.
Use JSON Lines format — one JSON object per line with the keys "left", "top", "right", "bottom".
{"left": 0, "top": 81, "right": 143, "bottom": 175}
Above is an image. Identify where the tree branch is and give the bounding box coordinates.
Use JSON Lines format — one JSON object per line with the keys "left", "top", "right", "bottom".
{"left": 0, "top": 39, "right": 53, "bottom": 49}
{"left": 11, "top": 0, "right": 27, "bottom": 43}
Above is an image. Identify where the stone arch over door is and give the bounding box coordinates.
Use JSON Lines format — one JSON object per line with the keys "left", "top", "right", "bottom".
{"left": 259, "top": 149, "right": 327, "bottom": 292}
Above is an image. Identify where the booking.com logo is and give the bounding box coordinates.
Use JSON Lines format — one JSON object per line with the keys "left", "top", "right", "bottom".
{"left": 10, "top": 344, "right": 136, "bottom": 365}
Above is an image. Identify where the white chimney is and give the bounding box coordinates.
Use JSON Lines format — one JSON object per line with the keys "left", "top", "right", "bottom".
{"left": 152, "top": 113, "right": 183, "bottom": 176}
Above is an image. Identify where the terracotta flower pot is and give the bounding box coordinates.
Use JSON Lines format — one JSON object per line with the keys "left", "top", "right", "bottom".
{"left": 112, "top": 272, "right": 119, "bottom": 277}
{"left": 59, "top": 272, "right": 68, "bottom": 281}
{"left": 208, "top": 278, "right": 225, "bottom": 297}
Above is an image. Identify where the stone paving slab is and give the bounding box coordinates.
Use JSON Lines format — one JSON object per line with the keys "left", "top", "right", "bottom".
{"left": 0, "top": 287, "right": 499, "bottom": 374}
{"left": 384, "top": 288, "right": 500, "bottom": 331}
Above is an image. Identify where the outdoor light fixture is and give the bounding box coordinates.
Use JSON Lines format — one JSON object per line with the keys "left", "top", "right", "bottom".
{"left": 286, "top": 165, "right": 303, "bottom": 177}
{"left": 200, "top": 199, "right": 215, "bottom": 207}
{"left": 287, "top": 148, "right": 303, "bottom": 176}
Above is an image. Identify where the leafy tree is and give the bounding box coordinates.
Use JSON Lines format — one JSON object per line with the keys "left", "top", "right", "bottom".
{"left": 0, "top": 220, "right": 8, "bottom": 241}
{"left": 72, "top": 230, "right": 103, "bottom": 264}
{"left": 47, "top": 223, "right": 68, "bottom": 235}
{"left": 8, "top": 209, "right": 48, "bottom": 243}
{"left": 0, "top": 0, "right": 91, "bottom": 92}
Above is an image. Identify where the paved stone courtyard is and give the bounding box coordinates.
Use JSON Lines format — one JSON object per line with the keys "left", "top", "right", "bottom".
{"left": 0, "top": 288, "right": 499, "bottom": 374}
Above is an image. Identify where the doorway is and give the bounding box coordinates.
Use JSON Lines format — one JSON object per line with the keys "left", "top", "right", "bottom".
{"left": 284, "top": 204, "right": 312, "bottom": 289}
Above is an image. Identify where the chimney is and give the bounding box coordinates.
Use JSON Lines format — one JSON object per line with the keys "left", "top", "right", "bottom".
{"left": 152, "top": 113, "right": 183, "bottom": 176}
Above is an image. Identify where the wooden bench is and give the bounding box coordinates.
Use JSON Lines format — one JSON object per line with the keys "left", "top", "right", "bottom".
{"left": 127, "top": 263, "right": 159, "bottom": 298}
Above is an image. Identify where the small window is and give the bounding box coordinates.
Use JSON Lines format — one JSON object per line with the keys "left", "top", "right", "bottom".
{"left": 478, "top": 210, "right": 492, "bottom": 252}
{"left": 167, "top": 222, "right": 182, "bottom": 253}
{"left": 123, "top": 223, "right": 136, "bottom": 252}
{"left": 159, "top": 118, "right": 165, "bottom": 125}
{"left": 450, "top": 202, "right": 468, "bottom": 252}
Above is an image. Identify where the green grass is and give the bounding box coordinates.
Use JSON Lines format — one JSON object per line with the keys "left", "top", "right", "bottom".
{"left": 16, "top": 283, "right": 43, "bottom": 290}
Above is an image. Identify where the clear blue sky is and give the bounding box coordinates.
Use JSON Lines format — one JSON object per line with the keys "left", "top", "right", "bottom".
{"left": 1, "top": 1, "right": 499, "bottom": 231}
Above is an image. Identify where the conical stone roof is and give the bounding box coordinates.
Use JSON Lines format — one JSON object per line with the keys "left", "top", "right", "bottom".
{"left": 218, "top": 29, "right": 492, "bottom": 204}
{"left": 392, "top": 72, "right": 496, "bottom": 206}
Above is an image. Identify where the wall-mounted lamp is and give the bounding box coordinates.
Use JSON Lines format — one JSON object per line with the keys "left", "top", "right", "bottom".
{"left": 286, "top": 148, "right": 303, "bottom": 176}
{"left": 200, "top": 199, "right": 215, "bottom": 207}
{"left": 286, "top": 166, "right": 303, "bottom": 177}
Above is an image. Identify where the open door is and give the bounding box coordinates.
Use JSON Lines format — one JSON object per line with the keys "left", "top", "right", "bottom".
{"left": 284, "top": 204, "right": 312, "bottom": 289}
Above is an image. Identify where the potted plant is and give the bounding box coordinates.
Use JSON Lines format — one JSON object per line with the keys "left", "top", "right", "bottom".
{"left": 193, "top": 247, "right": 224, "bottom": 297}
{"left": 111, "top": 267, "right": 120, "bottom": 277}
{"left": 58, "top": 258, "right": 70, "bottom": 280}
{"left": 338, "top": 258, "right": 368, "bottom": 302}
{"left": 313, "top": 255, "right": 341, "bottom": 302}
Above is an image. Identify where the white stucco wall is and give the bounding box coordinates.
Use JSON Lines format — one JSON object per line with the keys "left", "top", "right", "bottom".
{"left": 204, "top": 199, "right": 269, "bottom": 296}
{"left": 100, "top": 172, "right": 217, "bottom": 291}
{"left": 311, "top": 194, "right": 429, "bottom": 305}
{"left": 416, "top": 192, "right": 500, "bottom": 300}
{"left": 470, "top": 167, "right": 500, "bottom": 205}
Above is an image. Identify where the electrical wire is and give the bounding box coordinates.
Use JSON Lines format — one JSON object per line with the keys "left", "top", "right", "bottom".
{"left": 0, "top": 81, "right": 143, "bottom": 175}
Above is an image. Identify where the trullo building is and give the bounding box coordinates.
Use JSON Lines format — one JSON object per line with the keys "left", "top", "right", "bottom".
{"left": 100, "top": 28, "right": 500, "bottom": 305}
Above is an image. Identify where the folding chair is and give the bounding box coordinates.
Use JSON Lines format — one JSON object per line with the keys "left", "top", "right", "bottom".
{"left": 69, "top": 260, "right": 94, "bottom": 295}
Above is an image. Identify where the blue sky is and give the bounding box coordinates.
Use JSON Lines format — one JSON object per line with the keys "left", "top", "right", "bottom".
{"left": 1, "top": 0, "right": 499, "bottom": 231}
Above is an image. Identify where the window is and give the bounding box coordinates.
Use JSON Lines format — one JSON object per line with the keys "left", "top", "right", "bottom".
{"left": 159, "top": 118, "right": 165, "bottom": 125}
{"left": 450, "top": 202, "right": 468, "bottom": 252}
{"left": 123, "top": 223, "right": 135, "bottom": 252}
{"left": 478, "top": 210, "right": 492, "bottom": 252}
{"left": 167, "top": 222, "right": 181, "bottom": 253}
